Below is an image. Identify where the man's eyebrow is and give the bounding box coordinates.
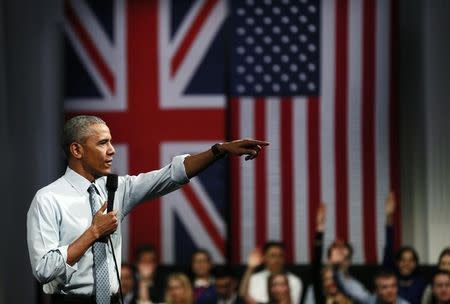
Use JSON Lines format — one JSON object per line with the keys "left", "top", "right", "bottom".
{"left": 97, "top": 138, "right": 110, "bottom": 144}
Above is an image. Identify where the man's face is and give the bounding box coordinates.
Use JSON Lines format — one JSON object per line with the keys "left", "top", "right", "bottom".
{"left": 397, "top": 250, "right": 416, "bottom": 276}
{"left": 138, "top": 251, "right": 157, "bottom": 265}
{"left": 375, "top": 276, "right": 398, "bottom": 303}
{"left": 432, "top": 274, "right": 450, "bottom": 302}
{"left": 78, "top": 124, "right": 115, "bottom": 179}
{"left": 264, "top": 246, "right": 285, "bottom": 273}
{"left": 215, "top": 277, "right": 236, "bottom": 299}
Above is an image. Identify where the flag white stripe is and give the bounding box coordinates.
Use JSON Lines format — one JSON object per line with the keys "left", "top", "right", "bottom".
{"left": 375, "top": 0, "right": 391, "bottom": 262}
{"left": 170, "top": 0, "right": 205, "bottom": 56}
{"left": 189, "top": 179, "right": 226, "bottom": 237}
{"left": 294, "top": 98, "right": 310, "bottom": 263}
{"left": 240, "top": 98, "right": 256, "bottom": 261}
{"left": 172, "top": 0, "right": 227, "bottom": 106}
{"left": 347, "top": 0, "right": 364, "bottom": 264}
{"left": 266, "top": 98, "right": 282, "bottom": 241}
{"left": 69, "top": 0, "right": 115, "bottom": 72}
{"left": 64, "top": 22, "right": 112, "bottom": 99}
{"left": 320, "top": 0, "right": 337, "bottom": 254}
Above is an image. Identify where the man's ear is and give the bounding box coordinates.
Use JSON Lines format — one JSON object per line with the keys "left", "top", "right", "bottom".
{"left": 70, "top": 142, "right": 83, "bottom": 159}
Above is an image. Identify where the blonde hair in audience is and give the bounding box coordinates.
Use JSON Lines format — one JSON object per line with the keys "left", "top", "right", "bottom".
{"left": 165, "top": 273, "right": 193, "bottom": 304}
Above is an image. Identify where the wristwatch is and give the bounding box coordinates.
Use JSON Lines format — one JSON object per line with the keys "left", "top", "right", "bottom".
{"left": 211, "top": 143, "right": 227, "bottom": 159}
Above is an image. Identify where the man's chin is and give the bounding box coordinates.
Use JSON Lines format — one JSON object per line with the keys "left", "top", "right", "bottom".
{"left": 94, "top": 169, "right": 112, "bottom": 179}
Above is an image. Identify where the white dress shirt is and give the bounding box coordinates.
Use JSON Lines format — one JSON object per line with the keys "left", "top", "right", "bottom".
{"left": 248, "top": 269, "right": 303, "bottom": 304}
{"left": 27, "top": 155, "right": 189, "bottom": 295}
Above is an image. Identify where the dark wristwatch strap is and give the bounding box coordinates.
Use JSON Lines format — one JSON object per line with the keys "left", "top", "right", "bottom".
{"left": 211, "top": 143, "right": 227, "bottom": 159}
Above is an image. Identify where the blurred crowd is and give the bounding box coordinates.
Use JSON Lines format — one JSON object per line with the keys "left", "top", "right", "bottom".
{"left": 120, "top": 193, "right": 450, "bottom": 304}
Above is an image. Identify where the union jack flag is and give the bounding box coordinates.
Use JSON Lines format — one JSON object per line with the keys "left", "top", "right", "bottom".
{"left": 64, "top": 0, "right": 401, "bottom": 265}
{"left": 64, "top": 0, "right": 227, "bottom": 264}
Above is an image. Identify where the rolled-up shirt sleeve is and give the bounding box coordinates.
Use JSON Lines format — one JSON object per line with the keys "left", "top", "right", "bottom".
{"left": 27, "top": 194, "right": 78, "bottom": 284}
{"left": 121, "top": 154, "right": 190, "bottom": 217}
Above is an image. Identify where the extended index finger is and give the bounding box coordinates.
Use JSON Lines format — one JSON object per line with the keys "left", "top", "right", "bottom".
{"left": 245, "top": 139, "right": 270, "bottom": 146}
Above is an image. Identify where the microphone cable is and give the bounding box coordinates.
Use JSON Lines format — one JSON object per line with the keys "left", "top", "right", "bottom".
{"left": 109, "top": 235, "right": 124, "bottom": 304}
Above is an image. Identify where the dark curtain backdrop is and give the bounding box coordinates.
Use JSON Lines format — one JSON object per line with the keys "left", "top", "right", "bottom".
{"left": 0, "top": 0, "right": 64, "bottom": 303}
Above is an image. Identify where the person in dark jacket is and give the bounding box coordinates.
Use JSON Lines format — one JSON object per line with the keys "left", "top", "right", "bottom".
{"left": 383, "top": 192, "right": 427, "bottom": 304}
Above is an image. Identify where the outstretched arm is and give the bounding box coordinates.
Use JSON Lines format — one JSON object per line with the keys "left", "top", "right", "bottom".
{"left": 183, "top": 139, "right": 269, "bottom": 178}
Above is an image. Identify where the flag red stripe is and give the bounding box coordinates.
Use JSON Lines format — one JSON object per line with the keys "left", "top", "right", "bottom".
{"left": 181, "top": 186, "right": 225, "bottom": 254}
{"left": 389, "top": 0, "right": 401, "bottom": 251}
{"left": 65, "top": 2, "right": 115, "bottom": 94}
{"left": 362, "top": 0, "right": 377, "bottom": 263}
{"left": 308, "top": 97, "right": 321, "bottom": 260}
{"left": 281, "top": 98, "right": 294, "bottom": 263}
{"left": 230, "top": 98, "right": 241, "bottom": 263}
{"left": 128, "top": 0, "right": 161, "bottom": 260}
{"left": 334, "top": 0, "right": 349, "bottom": 242}
{"left": 255, "top": 98, "right": 267, "bottom": 247}
{"left": 171, "top": 0, "right": 218, "bottom": 76}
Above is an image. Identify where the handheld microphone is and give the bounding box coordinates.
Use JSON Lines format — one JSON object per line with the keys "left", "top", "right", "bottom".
{"left": 106, "top": 174, "right": 118, "bottom": 213}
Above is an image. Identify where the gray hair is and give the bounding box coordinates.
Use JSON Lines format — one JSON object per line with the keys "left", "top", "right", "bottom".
{"left": 62, "top": 115, "right": 106, "bottom": 158}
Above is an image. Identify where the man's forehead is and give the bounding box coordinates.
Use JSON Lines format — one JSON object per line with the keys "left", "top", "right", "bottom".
{"left": 86, "top": 124, "right": 111, "bottom": 137}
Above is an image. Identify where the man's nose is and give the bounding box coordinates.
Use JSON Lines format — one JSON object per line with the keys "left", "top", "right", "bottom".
{"left": 108, "top": 143, "right": 115, "bottom": 155}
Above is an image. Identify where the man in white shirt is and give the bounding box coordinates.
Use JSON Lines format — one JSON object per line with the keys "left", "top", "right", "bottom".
{"left": 246, "top": 242, "right": 303, "bottom": 304}
{"left": 27, "top": 115, "right": 268, "bottom": 303}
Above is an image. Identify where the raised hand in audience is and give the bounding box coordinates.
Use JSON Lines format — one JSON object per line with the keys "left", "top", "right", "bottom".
{"left": 385, "top": 191, "right": 396, "bottom": 226}
{"left": 316, "top": 203, "right": 326, "bottom": 233}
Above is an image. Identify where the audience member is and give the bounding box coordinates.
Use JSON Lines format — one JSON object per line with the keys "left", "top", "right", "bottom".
{"left": 214, "top": 266, "right": 245, "bottom": 304}
{"left": 332, "top": 244, "right": 409, "bottom": 304}
{"left": 240, "top": 242, "right": 302, "bottom": 304}
{"left": 268, "top": 273, "right": 292, "bottom": 304}
{"left": 383, "top": 192, "right": 427, "bottom": 304}
{"left": 135, "top": 244, "right": 166, "bottom": 303}
{"left": 430, "top": 270, "right": 450, "bottom": 304}
{"left": 311, "top": 203, "right": 353, "bottom": 303}
{"left": 121, "top": 263, "right": 138, "bottom": 304}
{"left": 165, "top": 273, "right": 194, "bottom": 304}
{"left": 422, "top": 249, "right": 450, "bottom": 304}
{"left": 190, "top": 249, "right": 217, "bottom": 303}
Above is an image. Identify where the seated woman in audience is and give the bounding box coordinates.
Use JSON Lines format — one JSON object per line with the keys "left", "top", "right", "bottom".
{"left": 190, "top": 249, "right": 217, "bottom": 303}
{"left": 165, "top": 273, "right": 194, "bottom": 304}
{"left": 422, "top": 248, "right": 450, "bottom": 304}
{"left": 311, "top": 203, "right": 352, "bottom": 304}
{"left": 429, "top": 270, "right": 450, "bottom": 304}
{"left": 268, "top": 273, "right": 292, "bottom": 304}
{"left": 383, "top": 192, "right": 427, "bottom": 304}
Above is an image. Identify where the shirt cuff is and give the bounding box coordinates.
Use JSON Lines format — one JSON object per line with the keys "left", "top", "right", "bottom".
{"left": 57, "top": 245, "right": 78, "bottom": 282}
{"left": 171, "top": 154, "right": 190, "bottom": 184}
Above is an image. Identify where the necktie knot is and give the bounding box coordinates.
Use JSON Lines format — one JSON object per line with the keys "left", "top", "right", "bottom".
{"left": 88, "top": 184, "right": 96, "bottom": 195}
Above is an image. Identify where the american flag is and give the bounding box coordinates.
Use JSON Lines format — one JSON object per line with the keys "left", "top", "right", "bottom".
{"left": 63, "top": 0, "right": 400, "bottom": 265}
{"left": 229, "top": 0, "right": 400, "bottom": 264}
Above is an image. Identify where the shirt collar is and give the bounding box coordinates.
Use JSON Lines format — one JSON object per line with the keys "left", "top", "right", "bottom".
{"left": 63, "top": 167, "right": 95, "bottom": 195}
